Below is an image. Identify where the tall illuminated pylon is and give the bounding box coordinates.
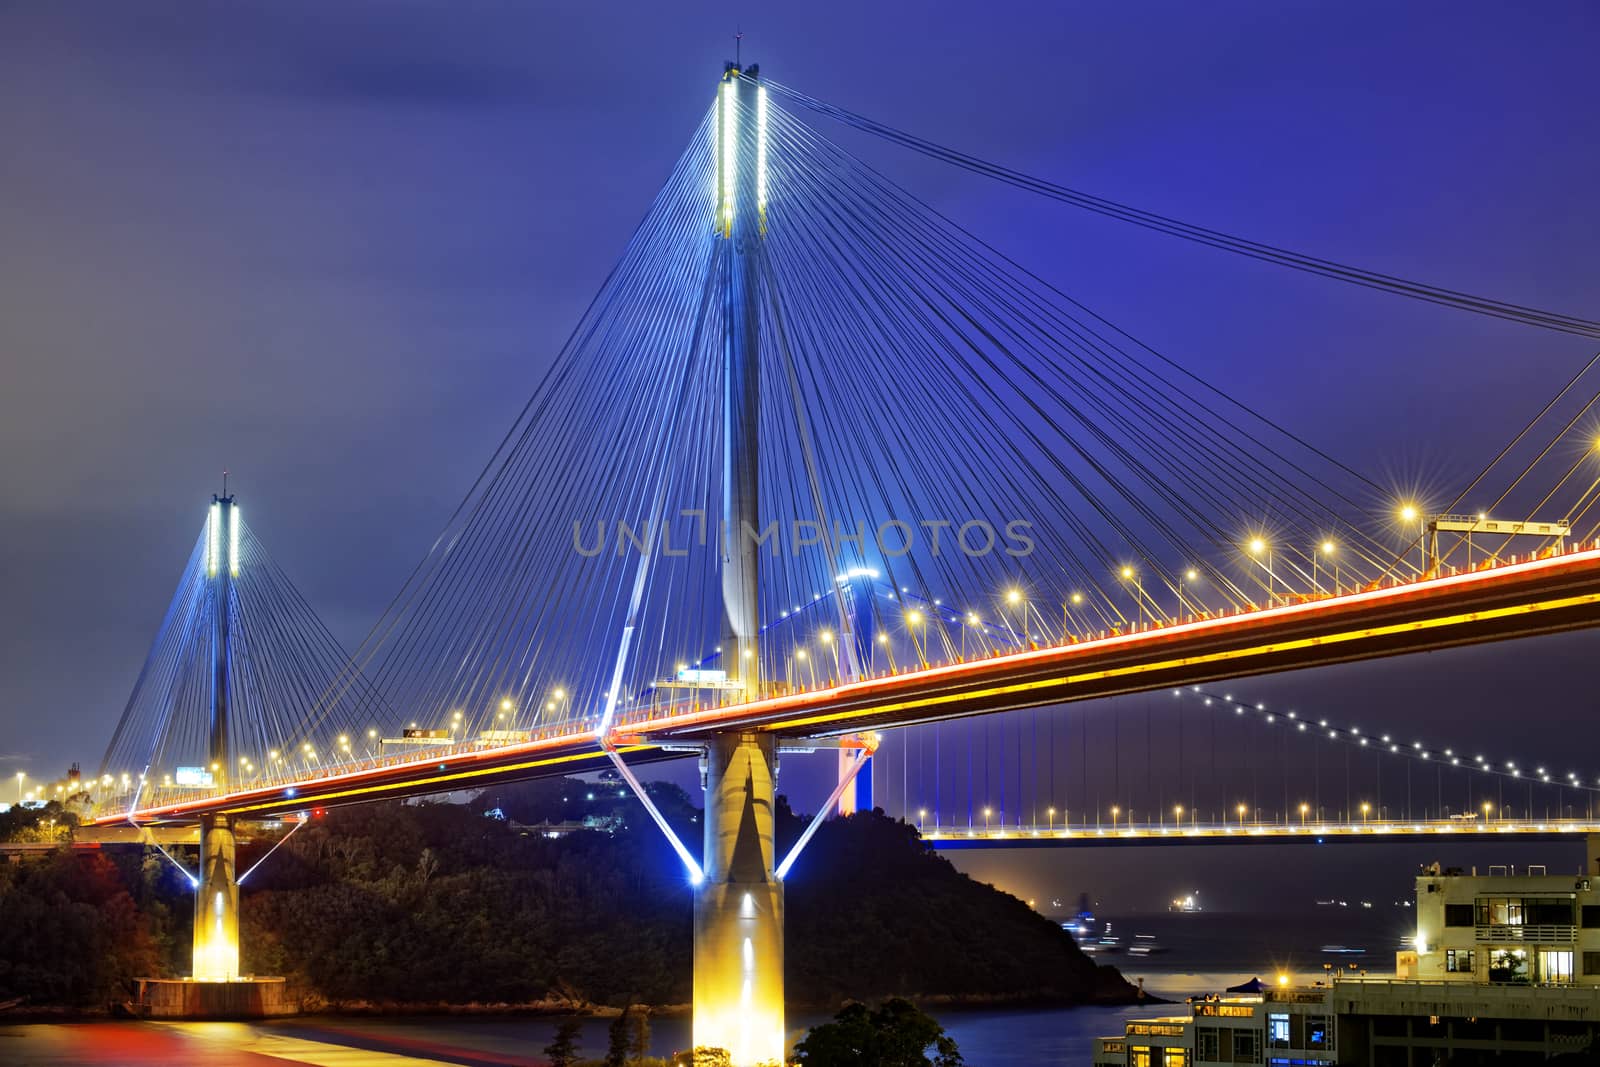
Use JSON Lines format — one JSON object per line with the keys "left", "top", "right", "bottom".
{"left": 696, "top": 63, "right": 786, "bottom": 1065}
{"left": 193, "top": 493, "right": 240, "bottom": 982}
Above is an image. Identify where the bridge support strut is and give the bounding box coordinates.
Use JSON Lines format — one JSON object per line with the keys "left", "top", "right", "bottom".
{"left": 694, "top": 731, "right": 784, "bottom": 1065}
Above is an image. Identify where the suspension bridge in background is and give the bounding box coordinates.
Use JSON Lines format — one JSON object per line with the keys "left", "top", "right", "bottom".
{"left": 42, "top": 63, "right": 1600, "bottom": 1063}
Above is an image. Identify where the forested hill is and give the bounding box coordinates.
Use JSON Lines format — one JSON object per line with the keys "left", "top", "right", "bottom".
{"left": 0, "top": 783, "right": 1135, "bottom": 1010}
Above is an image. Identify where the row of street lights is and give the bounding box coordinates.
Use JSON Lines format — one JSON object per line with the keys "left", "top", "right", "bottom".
{"left": 913, "top": 798, "right": 1511, "bottom": 833}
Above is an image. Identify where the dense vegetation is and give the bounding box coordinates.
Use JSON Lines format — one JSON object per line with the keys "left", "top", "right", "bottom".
{"left": 0, "top": 782, "right": 1131, "bottom": 1012}
{"left": 793, "top": 999, "right": 964, "bottom": 1066}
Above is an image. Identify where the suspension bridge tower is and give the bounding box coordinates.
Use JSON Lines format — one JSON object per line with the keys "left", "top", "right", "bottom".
{"left": 695, "top": 62, "right": 787, "bottom": 1064}
{"left": 193, "top": 493, "right": 240, "bottom": 982}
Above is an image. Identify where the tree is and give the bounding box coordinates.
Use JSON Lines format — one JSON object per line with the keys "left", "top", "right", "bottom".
{"left": 793, "top": 998, "right": 963, "bottom": 1067}
{"left": 628, "top": 1007, "right": 651, "bottom": 1062}
{"left": 605, "top": 1006, "right": 634, "bottom": 1067}
{"left": 543, "top": 1020, "right": 583, "bottom": 1067}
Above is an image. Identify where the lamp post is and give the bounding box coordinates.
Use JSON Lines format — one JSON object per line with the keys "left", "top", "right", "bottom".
{"left": 1006, "top": 587, "right": 1029, "bottom": 648}
{"left": 14, "top": 772, "right": 23, "bottom": 805}
{"left": 1047, "top": 806, "right": 1056, "bottom": 834}
{"left": 1315, "top": 541, "right": 1336, "bottom": 594}
{"left": 1299, "top": 802, "right": 1310, "bottom": 827}
{"left": 1248, "top": 537, "right": 1272, "bottom": 604}
{"left": 983, "top": 806, "right": 992, "bottom": 833}
{"left": 917, "top": 808, "right": 926, "bottom": 832}
{"left": 1400, "top": 503, "right": 1424, "bottom": 575}
{"left": 1120, "top": 566, "right": 1145, "bottom": 627}
{"left": 1361, "top": 801, "right": 1372, "bottom": 826}
{"left": 1174, "top": 804, "right": 1184, "bottom": 829}
{"left": 906, "top": 610, "right": 927, "bottom": 668}
{"left": 1179, "top": 568, "right": 1199, "bottom": 616}
{"left": 1236, "top": 802, "right": 1247, "bottom": 828}
{"left": 1111, "top": 805, "right": 1121, "bottom": 831}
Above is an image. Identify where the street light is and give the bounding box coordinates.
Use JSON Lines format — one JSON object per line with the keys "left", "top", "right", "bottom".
{"left": 1299, "top": 802, "right": 1310, "bottom": 827}
{"left": 1400, "top": 503, "right": 1425, "bottom": 575}
{"left": 906, "top": 610, "right": 928, "bottom": 667}
{"left": 983, "top": 806, "right": 993, "bottom": 832}
{"left": 1315, "top": 540, "right": 1336, "bottom": 593}
{"left": 1174, "top": 804, "right": 1185, "bottom": 828}
{"left": 917, "top": 808, "right": 926, "bottom": 831}
{"left": 1047, "top": 806, "right": 1057, "bottom": 833}
{"left": 1179, "top": 568, "right": 1200, "bottom": 615}
{"left": 1483, "top": 800, "right": 1494, "bottom": 823}
{"left": 1248, "top": 537, "right": 1273, "bottom": 604}
{"left": 14, "top": 772, "right": 24, "bottom": 805}
{"left": 1361, "top": 801, "right": 1372, "bottom": 826}
{"left": 1236, "top": 802, "right": 1247, "bottom": 828}
{"left": 1004, "top": 587, "right": 1028, "bottom": 648}
{"left": 1120, "top": 566, "right": 1146, "bottom": 626}
{"left": 1110, "top": 804, "right": 1121, "bottom": 830}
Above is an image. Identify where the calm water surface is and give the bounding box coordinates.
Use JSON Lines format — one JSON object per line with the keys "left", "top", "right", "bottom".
{"left": 0, "top": 910, "right": 1410, "bottom": 1065}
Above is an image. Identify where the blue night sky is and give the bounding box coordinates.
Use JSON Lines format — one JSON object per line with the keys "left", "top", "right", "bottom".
{"left": 2, "top": 2, "right": 1598, "bottom": 904}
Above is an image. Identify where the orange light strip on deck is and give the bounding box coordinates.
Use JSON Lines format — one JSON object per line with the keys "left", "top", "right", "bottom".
{"left": 759, "top": 591, "right": 1600, "bottom": 732}
{"left": 634, "top": 546, "right": 1600, "bottom": 736}
{"left": 218, "top": 745, "right": 655, "bottom": 816}
{"left": 96, "top": 546, "right": 1600, "bottom": 823}
{"left": 99, "top": 729, "right": 659, "bottom": 824}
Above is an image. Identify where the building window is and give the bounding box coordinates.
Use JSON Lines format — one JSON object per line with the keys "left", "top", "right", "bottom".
{"left": 1527, "top": 900, "right": 1576, "bottom": 925}
{"left": 1131, "top": 1047, "right": 1152, "bottom": 1067}
{"left": 1163, "top": 1050, "right": 1188, "bottom": 1067}
{"left": 1444, "top": 903, "right": 1474, "bottom": 927}
{"left": 1232, "top": 1029, "right": 1261, "bottom": 1063}
{"left": 1540, "top": 949, "right": 1574, "bottom": 985}
{"left": 1478, "top": 898, "right": 1523, "bottom": 926}
{"left": 1195, "top": 1028, "right": 1221, "bottom": 1062}
{"left": 1306, "top": 1016, "right": 1332, "bottom": 1049}
{"left": 1583, "top": 951, "right": 1600, "bottom": 976}
{"left": 1446, "top": 949, "right": 1476, "bottom": 973}
{"left": 1489, "top": 947, "right": 1531, "bottom": 983}
{"left": 1582, "top": 905, "right": 1600, "bottom": 928}
{"left": 1267, "top": 1013, "right": 1290, "bottom": 1048}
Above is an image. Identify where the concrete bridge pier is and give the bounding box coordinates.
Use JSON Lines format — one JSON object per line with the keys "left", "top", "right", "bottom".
{"left": 192, "top": 812, "right": 240, "bottom": 982}
{"left": 694, "top": 730, "right": 785, "bottom": 1065}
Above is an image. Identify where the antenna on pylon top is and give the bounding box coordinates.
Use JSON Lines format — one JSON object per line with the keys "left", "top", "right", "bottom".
{"left": 734, "top": 28, "right": 743, "bottom": 68}
{"left": 222, "top": 470, "right": 229, "bottom": 499}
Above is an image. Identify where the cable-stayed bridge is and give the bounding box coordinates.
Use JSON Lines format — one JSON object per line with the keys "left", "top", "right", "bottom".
{"left": 66, "top": 65, "right": 1600, "bottom": 1062}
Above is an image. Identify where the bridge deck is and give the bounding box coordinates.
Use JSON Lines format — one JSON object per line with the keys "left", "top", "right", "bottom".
{"left": 927, "top": 820, "right": 1600, "bottom": 849}
{"left": 95, "top": 545, "right": 1600, "bottom": 826}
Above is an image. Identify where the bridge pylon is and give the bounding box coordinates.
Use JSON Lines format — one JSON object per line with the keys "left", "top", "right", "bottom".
{"left": 194, "top": 493, "right": 240, "bottom": 982}
{"left": 695, "top": 63, "right": 786, "bottom": 1065}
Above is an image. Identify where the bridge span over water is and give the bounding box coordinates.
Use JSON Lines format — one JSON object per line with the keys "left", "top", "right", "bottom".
{"left": 67, "top": 61, "right": 1600, "bottom": 1064}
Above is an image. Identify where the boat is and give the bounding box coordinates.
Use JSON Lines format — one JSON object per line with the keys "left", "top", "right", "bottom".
{"left": 1061, "top": 893, "right": 1099, "bottom": 943}
{"left": 1169, "top": 891, "right": 1202, "bottom": 913}
{"left": 1129, "top": 934, "right": 1169, "bottom": 956}
{"left": 1087, "top": 921, "right": 1123, "bottom": 954}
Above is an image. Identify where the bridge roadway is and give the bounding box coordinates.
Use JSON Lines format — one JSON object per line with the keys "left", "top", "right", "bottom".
{"left": 95, "top": 543, "right": 1600, "bottom": 827}
{"left": 925, "top": 819, "right": 1600, "bottom": 849}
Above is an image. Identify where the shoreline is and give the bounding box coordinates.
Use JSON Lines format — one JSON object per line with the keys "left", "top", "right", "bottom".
{"left": 0, "top": 984, "right": 1157, "bottom": 1025}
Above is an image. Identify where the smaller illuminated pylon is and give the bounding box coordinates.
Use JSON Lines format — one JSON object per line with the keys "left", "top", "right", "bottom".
{"left": 193, "top": 494, "right": 240, "bottom": 982}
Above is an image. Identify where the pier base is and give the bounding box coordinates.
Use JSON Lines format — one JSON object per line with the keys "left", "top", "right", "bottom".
{"left": 132, "top": 976, "right": 295, "bottom": 1018}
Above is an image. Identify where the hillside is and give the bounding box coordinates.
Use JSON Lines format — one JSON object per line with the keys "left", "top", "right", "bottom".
{"left": 0, "top": 785, "right": 1134, "bottom": 1010}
